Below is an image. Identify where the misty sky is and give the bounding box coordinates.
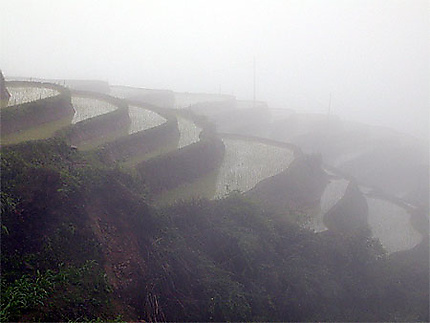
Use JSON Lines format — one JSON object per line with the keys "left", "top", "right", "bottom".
{"left": 1, "top": 0, "right": 429, "bottom": 139}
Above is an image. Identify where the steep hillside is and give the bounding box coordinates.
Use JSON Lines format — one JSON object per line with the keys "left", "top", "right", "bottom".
{"left": 2, "top": 140, "right": 427, "bottom": 321}
{"left": 1, "top": 78, "right": 428, "bottom": 322}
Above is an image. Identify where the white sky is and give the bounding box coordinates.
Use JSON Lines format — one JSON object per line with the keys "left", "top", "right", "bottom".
{"left": 1, "top": 0, "right": 429, "bottom": 138}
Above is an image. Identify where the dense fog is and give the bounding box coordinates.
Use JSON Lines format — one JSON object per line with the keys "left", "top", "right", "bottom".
{"left": 1, "top": 2, "right": 429, "bottom": 321}
{"left": 1, "top": 0, "right": 428, "bottom": 138}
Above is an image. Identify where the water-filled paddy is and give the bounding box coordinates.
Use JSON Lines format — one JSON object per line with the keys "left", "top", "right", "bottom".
{"left": 7, "top": 86, "right": 59, "bottom": 106}
{"left": 128, "top": 105, "right": 166, "bottom": 134}
{"left": 367, "top": 197, "right": 422, "bottom": 253}
{"left": 214, "top": 139, "right": 295, "bottom": 198}
{"left": 177, "top": 116, "right": 202, "bottom": 149}
{"left": 71, "top": 96, "right": 118, "bottom": 124}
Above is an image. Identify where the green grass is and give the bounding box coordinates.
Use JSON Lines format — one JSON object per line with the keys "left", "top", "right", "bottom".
{"left": 120, "top": 139, "right": 180, "bottom": 168}
{"left": 77, "top": 128, "right": 129, "bottom": 151}
{"left": 1, "top": 115, "right": 73, "bottom": 146}
{"left": 153, "top": 167, "right": 220, "bottom": 206}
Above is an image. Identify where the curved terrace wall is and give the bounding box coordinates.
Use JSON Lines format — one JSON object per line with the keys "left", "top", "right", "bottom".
{"left": 138, "top": 135, "right": 225, "bottom": 196}
{"left": 1, "top": 81, "right": 73, "bottom": 137}
{"left": 310, "top": 165, "right": 426, "bottom": 254}
{"left": 247, "top": 153, "right": 327, "bottom": 214}
{"left": 305, "top": 169, "right": 350, "bottom": 232}
{"left": 136, "top": 111, "right": 224, "bottom": 196}
{"left": 97, "top": 102, "right": 180, "bottom": 164}
{"left": 5, "top": 81, "right": 62, "bottom": 106}
{"left": 214, "top": 134, "right": 300, "bottom": 199}
{"left": 323, "top": 181, "right": 369, "bottom": 234}
{"left": 58, "top": 91, "right": 130, "bottom": 148}
{"left": 219, "top": 133, "right": 302, "bottom": 156}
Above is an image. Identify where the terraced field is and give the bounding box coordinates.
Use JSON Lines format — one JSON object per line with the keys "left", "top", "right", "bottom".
{"left": 305, "top": 177, "right": 422, "bottom": 254}
{"left": 71, "top": 95, "right": 118, "bottom": 124}
{"left": 3, "top": 80, "right": 425, "bottom": 258}
{"left": 306, "top": 176, "right": 349, "bottom": 232}
{"left": 177, "top": 116, "right": 202, "bottom": 148}
{"left": 128, "top": 105, "right": 166, "bottom": 134}
{"left": 6, "top": 86, "right": 59, "bottom": 106}
{"left": 367, "top": 197, "right": 422, "bottom": 254}
{"left": 214, "top": 138, "right": 295, "bottom": 198}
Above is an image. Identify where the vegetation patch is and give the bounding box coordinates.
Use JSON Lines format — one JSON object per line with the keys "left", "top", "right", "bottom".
{"left": 153, "top": 167, "right": 220, "bottom": 206}
{"left": 1, "top": 115, "right": 73, "bottom": 146}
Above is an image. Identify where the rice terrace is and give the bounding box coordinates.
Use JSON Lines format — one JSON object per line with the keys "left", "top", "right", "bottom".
{"left": 1, "top": 1, "right": 429, "bottom": 321}
{"left": 1, "top": 71, "right": 428, "bottom": 322}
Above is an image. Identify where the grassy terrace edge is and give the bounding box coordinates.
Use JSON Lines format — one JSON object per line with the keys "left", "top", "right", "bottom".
{"left": 96, "top": 100, "right": 180, "bottom": 165}
{"left": 1, "top": 81, "right": 73, "bottom": 139}
{"left": 56, "top": 90, "right": 130, "bottom": 150}
{"left": 136, "top": 109, "right": 224, "bottom": 197}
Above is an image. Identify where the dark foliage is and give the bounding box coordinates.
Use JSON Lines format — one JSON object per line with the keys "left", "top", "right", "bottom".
{"left": 1, "top": 132, "right": 428, "bottom": 322}
{"left": 0, "top": 139, "right": 132, "bottom": 321}
{"left": 139, "top": 195, "right": 428, "bottom": 322}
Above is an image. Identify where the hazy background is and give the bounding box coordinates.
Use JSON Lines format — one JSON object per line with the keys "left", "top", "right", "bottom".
{"left": 1, "top": 0, "right": 429, "bottom": 139}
